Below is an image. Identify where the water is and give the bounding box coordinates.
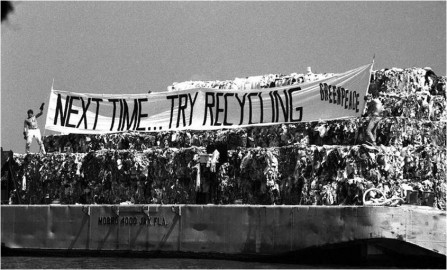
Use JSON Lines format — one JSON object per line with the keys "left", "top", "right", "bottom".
{"left": 1, "top": 256, "right": 346, "bottom": 269}
{"left": 2, "top": 248, "right": 445, "bottom": 269}
{"left": 3, "top": 254, "right": 446, "bottom": 269}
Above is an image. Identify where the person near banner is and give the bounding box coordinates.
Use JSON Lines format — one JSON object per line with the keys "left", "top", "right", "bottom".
{"left": 24, "top": 103, "right": 46, "bottom": 154}
{"left": 424, "top": 67, "right": 437, "bottom": 90}
{"left": 364, "top": 99, "right": 383, "bottom": 147}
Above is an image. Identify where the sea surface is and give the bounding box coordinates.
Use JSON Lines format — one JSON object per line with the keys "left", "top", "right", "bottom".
{"left": 2, "top": 247, "right": 445, "bottom": 269}
{"left": 15, "top": 254, "right": 441, "bottom": 269}
{"left": 1, "top": 256, "right": 359, "bottom": 269}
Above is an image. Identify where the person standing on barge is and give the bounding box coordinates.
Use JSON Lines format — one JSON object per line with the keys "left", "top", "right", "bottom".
{"left": 23, "top": 103, "right": 46, "bottom": 154}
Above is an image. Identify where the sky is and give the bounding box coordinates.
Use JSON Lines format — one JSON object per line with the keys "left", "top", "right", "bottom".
{"left": 1, "top": 1, "right": 446, "bottom": 153}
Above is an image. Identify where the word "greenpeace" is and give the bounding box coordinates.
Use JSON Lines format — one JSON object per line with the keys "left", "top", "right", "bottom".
{"left": 319, "top": 83, "right": 360, "bottom": 113}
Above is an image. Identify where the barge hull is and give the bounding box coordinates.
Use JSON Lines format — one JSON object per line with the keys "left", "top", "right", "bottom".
{"left": 1, "top": 205, "right": 445, "bottom": 256}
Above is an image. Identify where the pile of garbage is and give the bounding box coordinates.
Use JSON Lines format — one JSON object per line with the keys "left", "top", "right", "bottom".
{"left": 167, "top": 71, "right": 335, "bottom": 92}
{"left": 1, "top": 66, "right": 446, "bottom": 209}
{"left": 371, "top": 67, "right": 445, "bottom": 96}
{"left": 167, "top": 67, "right": 446, "bottom": 97}
{"left": 42, "top": 118, "right": 446, "bottom": 152}
{"left": 2, "top": 144, "right": 445, "bottom": 208}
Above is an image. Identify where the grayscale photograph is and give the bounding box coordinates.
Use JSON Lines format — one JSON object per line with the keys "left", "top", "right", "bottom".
{"left": 1, "top": 1, "right": 446, "bottom": 269}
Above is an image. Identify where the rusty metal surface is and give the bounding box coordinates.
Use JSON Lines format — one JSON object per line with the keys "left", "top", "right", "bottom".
{"left": 1, "top": 205, "right": 445, "bottom": 256}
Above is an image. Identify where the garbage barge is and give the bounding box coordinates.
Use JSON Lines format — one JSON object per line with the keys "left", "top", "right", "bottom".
{"left": 1, "top": 204, "right": 445, "bottom": 263}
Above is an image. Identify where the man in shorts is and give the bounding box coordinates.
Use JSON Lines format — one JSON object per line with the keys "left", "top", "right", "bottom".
{"left": 23, "top": 103, "right": 46, "bottom": 154}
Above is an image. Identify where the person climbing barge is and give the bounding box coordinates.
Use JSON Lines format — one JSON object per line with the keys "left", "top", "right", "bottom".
{"left": 364, "top": 98, "right": 383, "bottom": 149}
{"left": 24, "top": 103, "right": 46, "bottom": 154}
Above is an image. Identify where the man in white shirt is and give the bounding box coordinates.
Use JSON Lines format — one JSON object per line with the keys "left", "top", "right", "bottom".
{"left": 23, "top": 103, "right": 46, "bottom": 154}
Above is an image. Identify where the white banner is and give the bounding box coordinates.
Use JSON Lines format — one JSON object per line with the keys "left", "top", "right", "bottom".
{"left": 45, "top": 63, "right": 373, "bottom": 134}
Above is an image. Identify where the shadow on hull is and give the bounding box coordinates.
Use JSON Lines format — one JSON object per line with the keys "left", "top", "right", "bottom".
{"left": 2, "top": 239, "right": 446, "bottom": 269}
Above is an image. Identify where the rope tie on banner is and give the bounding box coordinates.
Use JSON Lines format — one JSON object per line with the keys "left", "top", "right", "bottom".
{"left": 362, "top": 187, "right": 405, "bottom": 207}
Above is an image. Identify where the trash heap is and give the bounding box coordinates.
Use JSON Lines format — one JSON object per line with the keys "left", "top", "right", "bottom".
{"left": 2, "top": 67, "right": 446, "bottom": 209}
{"left": 41, "top": 118, "right": 446, "bottom": 151}
{"left": 167, "top": 71, "right": 335, "bottom": 91}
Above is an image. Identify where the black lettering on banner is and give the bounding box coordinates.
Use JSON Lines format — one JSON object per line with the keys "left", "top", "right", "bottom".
{"left": 136, "top": 98, "right": 148, "bottom": 131}
{"left": 274, "top": 91, "right": 279, "bottom": 122}
{"left": 177, "top": 94, "right": 188, "bottom": 128}
{"left": 214, "top": 93, "right": 224, "bottom": 126}
{"left": 331, "top": 86, "right": 336, "bottom": 104}
{"left": 337, "top": 87, "right": 342, "bottom": 105}
{"left": 334, "top": 87, "right": 338, "bottom": 104}
{"left": 269, "top": 91, "right": 275, "bottom": 122}
{"left": 324, "top": 83, "right": 329, "bottom": 101}
{"left": 294, "top": 107, "right": 303, "bottom": 122}
{"left": 108, "top": 99, "right": 119, "bottom": 131}
{"left": 284, "top": 89, "right": 289, "bottom": 120}
{"left": 319, "top": 83, "right": 324, "bottom": 100}
{"left": 188, "top": 92, "right": 198, "bottom": 126}
{"left": 166, "top": 95, "right": 179, "bottom": 129}
{"left": 328, "top": 85, "right": 332, "bottom": 103}
{"left": 349, "top": 91, "right": 353, "bottom": 110}
{"left": 258, "top": 92, "right": 264, "bottom": 123}
{"left": 332, "top": 85, "right": 337, "bottom": 104}
{"left": 355, "top": 92, "right": 360, "bottom": 113}
{"left": 54, "top": 94, "right": 70, "bottom": 126}
{"left": 235, "top": 93, "right": 247, "bottom": 125}
{"left": 98, "top": 217, "right": 103, "bottom": 225}
{"left": 76, "top": 98, "right": 91, "bottom": 129}
{"left": 273, "top": 90, "right": 288, "bottom": 122}
{"left": 91, "top": 98, "right": 102, "bottom": 130}
{"left": 118, "top": 99, "right": 124, "bottom": 131}
{"left": 344, "top": 89, "right": 349, "bottom": 109}
{"left": 203, "top": 92, "right": 215, "bottom": 126}
{"left": 288, "top": 87, "right": 302, "bottom": 122}
{"left": 223, "top": 93, "right": 234, "bottom": 126}
{"left": 247, "top": 92, "right": 257, "bottom": 124}
{"left": 121, "top": 99, "right": 139, "bottom": 131}
{"left": 352, "top": 91, "right": 356, "bottom": 111}
{"left": 319, "top": 83, "right": 361, "bottom": 113}
{"left": 65, "top": 96, "right": 79, "bottom": 128}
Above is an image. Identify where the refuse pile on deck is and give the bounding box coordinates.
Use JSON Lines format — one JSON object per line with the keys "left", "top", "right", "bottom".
{"left": 41, "top": 118, "right": 446, "bottom": 151}
{"left": 1, "top": 67, "right": 446, "bottom": 209}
